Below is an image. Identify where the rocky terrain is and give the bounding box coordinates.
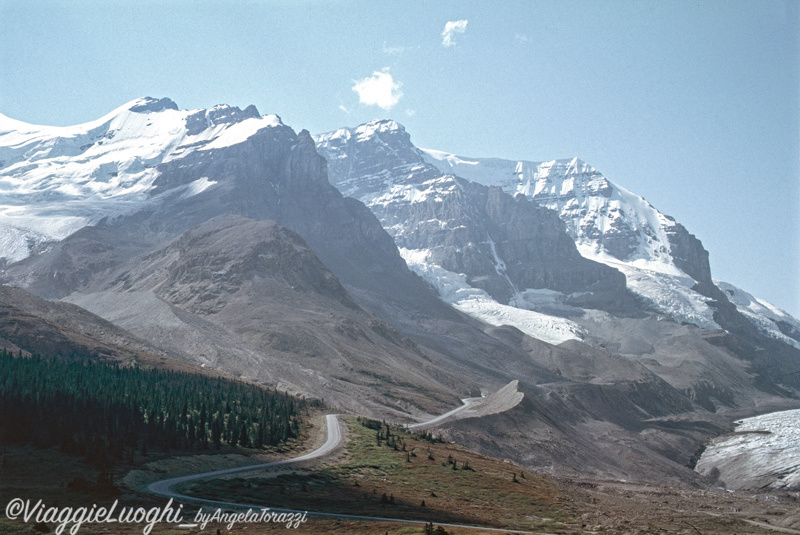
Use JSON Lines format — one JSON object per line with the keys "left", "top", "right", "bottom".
{"left": 1, "top": 98, "right": 799, "bottom": 486}
{"left": 315, "top": 121, "right": 628, "bottom": 311}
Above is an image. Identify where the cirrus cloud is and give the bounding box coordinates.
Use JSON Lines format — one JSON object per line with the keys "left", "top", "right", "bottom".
{"left": 442, "top": 19, "right": 468, "bottom": 47}
{"left": 352, "top": 69, "right": 403, "bottom": 110}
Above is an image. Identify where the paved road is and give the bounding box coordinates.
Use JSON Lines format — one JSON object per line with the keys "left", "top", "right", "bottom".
{"left": 146, "top": 414, "right": 342, "bottom": 499}
{"left": 146, "top": 411, "right": 534, "bottom": 533}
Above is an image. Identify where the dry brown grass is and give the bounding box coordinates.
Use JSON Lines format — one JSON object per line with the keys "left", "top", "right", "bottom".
{"left": 181, "top": 417, "right": 579, "bottom": 533}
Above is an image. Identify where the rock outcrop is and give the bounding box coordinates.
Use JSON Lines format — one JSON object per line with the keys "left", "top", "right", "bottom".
{"left": 315, "top": 120, "right": 628, "bottom": 310}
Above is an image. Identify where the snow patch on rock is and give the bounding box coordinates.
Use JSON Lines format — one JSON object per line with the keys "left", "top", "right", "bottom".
{"left": 715, "top": 280, "right": 800, "bottom": 349}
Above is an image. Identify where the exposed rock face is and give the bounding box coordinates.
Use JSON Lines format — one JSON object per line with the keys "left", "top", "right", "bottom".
{"left": 3, "top": 99, "right": 800, "bottom": 487}
{"left": 2, "top": 104, "right": 436, "bottom": 315}
{"left": 184, "top": 103, "right": 261, "bottom": 134}
{"left": 664, "top": 219, "right": 714, "bottom": 293}
{"left": 315, "top": 120, "right": 627, "bottom": 309}
{"left": 442, "top": 154, "right": 716, "bottom": 295}
{"left": 146, "top": 125, "right": 432, "bottom": 309}
{"left": 420, "top": 155, "right": 705, "bottom": 272}
{"left": 129, "top": 96, "right": 179, "bottom": 113}
{"left": 417, "top": 145, "right": 800, "bottom": 348}
{"left": 120, "top": 216, "right": 359, "bottom": 313}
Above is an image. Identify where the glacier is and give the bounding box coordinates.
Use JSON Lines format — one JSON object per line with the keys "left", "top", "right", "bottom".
{"left": 696, "top": 409, "right": 800, "bottom": 490}
{"left": 399, "top": 248, "right": 587, "bottom": 345}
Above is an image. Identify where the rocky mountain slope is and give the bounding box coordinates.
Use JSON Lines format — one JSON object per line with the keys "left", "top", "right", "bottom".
{"left": 0, "top": 98, "right": 434, "bottom": 310}
{"left": 422, "top": 148, "right": 800, "bottom": 348}
{"left": 0, "top": 283, "right": 198, "bottom": 372}
{"left": 316, "top": 121, "right": 633, "bottom": 344}
{"left": 2, "top": 99, "right": 800, "bottom": 484}
{"left": 0, "top": 98, "right": 482, "bottom": 415}
{"left": 314, "top": 117, "right": 800, "bottom": 479}
{"left": 60, "top": 215, "right": 476, "bottom": 416}
{"left": 316, "top": 120, "right": 800, "bottom": 351}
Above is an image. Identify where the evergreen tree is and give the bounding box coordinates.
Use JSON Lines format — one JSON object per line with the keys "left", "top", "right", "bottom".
{"left": 0, "top": 349, "right": 307, "bottom": 454}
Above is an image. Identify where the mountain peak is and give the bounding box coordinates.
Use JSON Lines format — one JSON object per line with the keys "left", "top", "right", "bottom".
{"left": 318, "top": 119, "right": 408, "bottom": 145}
{"left": 128, "top": 97, "right": 179, "bottom": 114}
{"left": 357, "top": 118, "right": 405, "bottom": 133}
{"left": 0, "top": 98, "right": 288, "bottom": 264}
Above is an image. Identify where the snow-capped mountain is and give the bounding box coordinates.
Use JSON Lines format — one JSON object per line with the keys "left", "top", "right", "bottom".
{"left": 421, "top": 149, "right": 800, "bottom": 348}
{"left": 2, "top": 98, "right": 443, "bottom": 309}
{"left": 0, "top": 98, "right": 473, "bottom": 415}
{"left": 4, "top": 98, "right": 800, "bottom": 485}
{"left": 317, "top": 120, "right": 800, "bottom": 349}
{"left": 0, "top": 97, "right": 281, "bottom": 263}
{"left": 316, "top": 120, "right": 628, "bottom": 344}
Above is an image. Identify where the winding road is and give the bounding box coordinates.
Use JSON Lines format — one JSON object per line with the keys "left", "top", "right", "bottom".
{"left": 146, "top": 414, "right": 342, "bottom": 501}
{"left": 146, "top": 412, "right": 535, "bottom": 533}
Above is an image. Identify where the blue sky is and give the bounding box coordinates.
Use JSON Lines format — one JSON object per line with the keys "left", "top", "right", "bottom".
{"left": 1, "top": 0, "right": 798, "bottom": 316}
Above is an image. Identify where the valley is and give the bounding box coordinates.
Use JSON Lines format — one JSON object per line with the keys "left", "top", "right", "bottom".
{"left": 4, "top": 407, "right": 800, "bottom": 534}
{"left": 1, "top": 97, "right": 799, "bottom": 533}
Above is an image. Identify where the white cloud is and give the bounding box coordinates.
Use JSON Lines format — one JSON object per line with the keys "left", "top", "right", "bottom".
{"left": 515, "top": 33, "right": 532, "bottom": 44}
{"left": 404, "top": 109, "right": 416, "bottom": 117}
{"left": 442, "top": 19, "right": 468, "bottom": 47}
{"left": 338, "top": 104, "right": 350, "bottom": 114}
{"left": 352, "top": 69, "right": 403, "bottom": 110}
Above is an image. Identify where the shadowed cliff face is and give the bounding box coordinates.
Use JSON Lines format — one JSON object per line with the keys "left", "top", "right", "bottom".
{"left": 664, "top": 220, "right": 713, "bottom": 291}
{"left": 5, "top": 122, "right": 441, "bottom": 314}
{"left": 148, "top": 127, "right": 440, "bottom": 311}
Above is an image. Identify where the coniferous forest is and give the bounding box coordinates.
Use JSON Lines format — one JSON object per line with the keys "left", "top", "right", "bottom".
{"left": 0, "top": 350, "right": 309, "bottom": 461}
